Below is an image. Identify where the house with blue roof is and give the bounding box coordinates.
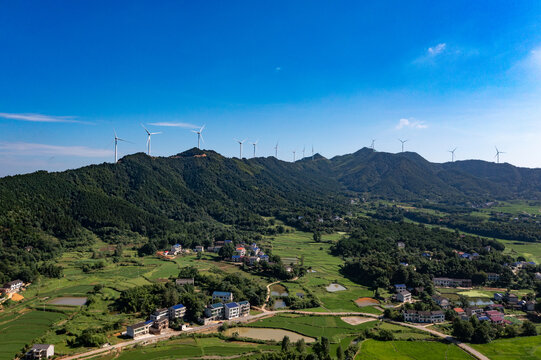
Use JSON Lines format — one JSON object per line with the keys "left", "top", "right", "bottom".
{"left": 204, "top": 302, "right": 225, "bottom": 319}
{"left": 224, "top": 302, "right": 240, "bottom": 319}
{"left": 212, "top": 291, "right": 233, "bottom": 303}
{"left": 238, "top": 300, "right": 250, "bottom": 316}
{"left": 169, "top": 303, "right": 186, "bottom": 319}
{"left": 232, "top": 255, "right": 242, "bottom": 262}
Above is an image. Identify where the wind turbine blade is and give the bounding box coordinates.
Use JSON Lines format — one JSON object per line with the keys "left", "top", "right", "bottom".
{"left": 141, "top": 123, "right": 151, "bottom": 135}
{"left": 200, "top": 133, "right": 205, "bottom": 143}
{"left": 191, "top": 130, "right": 198, "bottom": 133}
{"left": 151, "top": 132, "right": 162, "bottom": 135}
{"left": 200, "top": 124, "right": 205, "bottom": 132}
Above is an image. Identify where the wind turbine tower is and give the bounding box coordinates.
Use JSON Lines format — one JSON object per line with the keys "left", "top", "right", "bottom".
{"left": 235, "top": 138, "right": 246, "bottom": 158}
{"left": 311, "top": 145, "right": 314, "bottom": 160}
{"left": 495, "top": 147, "right": 505, "bottom": 164}
{"left": 192, "top": 125, "right": 205, "bottom": 149}
{"left": 399, "top": 139, "right": 408, "bottom": 153}
{"left": 449, "top": 147, "right": 457, "bottom": 162}
{"left": 251, "top": 140, "right": 258, "bottom": 158}
{"left": 292, "top": 150, "right": 296, "bottom": 162}
{"left": 274, "top": 142, "right": 279, "bottom": 158}
{"left": 371, "top": 139, "right": 376, "bottom": 151}
{"left": 113, "top": 130, "right": 127, "bottom": 163}
{"left": 142, "top": 124, "right": 161, "bottom": 156}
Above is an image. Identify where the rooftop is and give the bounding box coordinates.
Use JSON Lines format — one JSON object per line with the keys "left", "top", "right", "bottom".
{"left": 213, "top": 291, "right": 232, "bottom": 296}
{"left": 225, "top": 302, "right": 239, "bottom": 308}
{"left": 170, "top": 303, "right": 185, "bottom": 310}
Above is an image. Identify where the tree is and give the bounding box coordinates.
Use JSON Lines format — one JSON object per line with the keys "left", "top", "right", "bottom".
{"left": 336, "top": 345, "right": 344, "bottom": 360}
{"left": 281, "top": 335, "right": 290, "bottom": 352}
{"left": 452, "top": 319, "right": 474, "bottom": 342}
{"left": 295, "top": 338, "right": 305, "bottom": 353}
{"left": 313, "top": 231, "right": 322, "bottom": 243}
{"left": 472, "top": 322, "right": 492, "bottom": 344}
{"left": 521, "top": 321, "right": 537, "bottom": 336}
{"left": 219, "top": 243, "right": 235, "bottom": 259}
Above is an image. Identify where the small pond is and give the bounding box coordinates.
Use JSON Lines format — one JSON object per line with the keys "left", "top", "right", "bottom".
{"left": 270, "top": 284, "right": 288, "bottom": 297}
{"left": 274, "top": 299, "right": 287, "bottom": 309}
{"left": 224, "top": 327, "right": 315, "bottom": 343}
{"left": 469, "top": 298, "right": 494, "bottom": 306}
{"left": 48, "top": 297, "right": 87, "bottom": 306}
{"left": 325, "top": 283, "right": 347, "bottom": 292}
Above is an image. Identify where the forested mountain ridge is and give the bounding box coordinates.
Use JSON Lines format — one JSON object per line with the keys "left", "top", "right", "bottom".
{"left": 2, "top": 146, "right": 541, "bottom": 283}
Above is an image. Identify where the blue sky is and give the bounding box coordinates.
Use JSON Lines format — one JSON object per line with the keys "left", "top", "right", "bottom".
{"left": 1, "top": 1, "right": 541, "bottom": 176}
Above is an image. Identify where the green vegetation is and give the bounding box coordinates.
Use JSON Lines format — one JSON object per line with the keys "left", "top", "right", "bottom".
{"left": 472, "top": 335, "right": 541, "bottom": 360}
{"left": 358, "top": 339, "right": 473, "bottom": 359}
{"left": 0, "top": 310, "right": 67, "bottom": 360}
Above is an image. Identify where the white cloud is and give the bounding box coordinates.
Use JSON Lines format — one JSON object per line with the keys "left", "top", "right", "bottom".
{"left": 149, "top": 122, "right": 199, "bottom": 128}
{"left": 0, "top": 112, "right": 87, "bottom": 124}
{"left": 396, "top": 118, "right": 428, "bottom": 130}
{"left": 275, "top": 67, "right": 282, "bottom": 72}
{"left": 427, "top": 43, "right": 446, "bottom": 56}
{"left": 0, "top": 142, "right": 112, "bottom": 157}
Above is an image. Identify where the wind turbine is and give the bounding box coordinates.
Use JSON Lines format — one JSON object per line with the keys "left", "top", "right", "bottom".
{"left": 235, "top": 138, "right": 246, "bottom": 158}
{"left": 292, "top": 150, "right": 296, "bottom": 162}
{"left": 311, "top": 145, "right": 314, "bottom": 160}
{"left": 371, "top": 139, "right": 376, "bottom": 151}
{"left": 399, "top": 139, "right": 408, "bottom": 153}
{"left": 274, "top": 142, "right": 279, "bottom": 158}
{"left": 251, "top": 139, "right": 259, "bottom": 158}
{"left": 113, "top": 130, "right": 128, "bottom": 163}
{"left": 142, "top": 124, "right": 161, "bottom": 156}
{"left": 495, "top": 147, "right": 505, "bottom": 164}
{"left": 449, "top": 147, "right": 457, "bottom": 162}
{"left": 192, "top": 125, "right": 205, "bottom": 149}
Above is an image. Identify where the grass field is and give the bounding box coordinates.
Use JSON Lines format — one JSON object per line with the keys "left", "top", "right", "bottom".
{"left": 472, "top": 336, "right": 541, "bottom": 360}
{"left": 97, "top": 336, "right": 280, "bottom": 360}
{"left": 266, "top": 231, "right": 376, "bottom": 312}
{"left": 0, "top": 310, "right": 67, "bottom": 360}
{"left": 499, "top": 239, "right": 541, "bottom": 264}
{"left": 357, "top": 339, "right": 473, "bottom": 360}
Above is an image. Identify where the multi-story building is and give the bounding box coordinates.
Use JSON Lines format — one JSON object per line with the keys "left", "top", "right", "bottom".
{"left": 212, "top": 291, "right": 233, "bottom": 303}
{"left": 127, "top": 320, "right": 153, "bottom": 338}
{"left": 487, "top": 273, "right": 500, "bottom": 282}
{"left": 149, "top": 317, "right": 169, "bottom": 335}
{"left": 150, "top": 308, "right": 169, "bottom": 321}
{"left": 170, "top": 244, "right": 182, "bottom": 255}
{"left": 3, "top": 279, "right": 23, "bottom": 293}
{"left": 235, "top": 247, "right": 246, "bottom": 257}
{"left": 224, "top": 302, "right": 240, "bottom": 319}
{"left": 239, "top": 300, "right": 250, "bottom": 316}
{"left": 204, "top": 303, "right": 225, "bottom": 319}
{"left": 432, "top": 295, "right": 450, "bottom": 309}
{"left": 403, "top": 310, "right": 444, "bottom": 323}
{"left": 397, "top": 291, "right": 411, "bottom": 303}
{"left": 176, "top": 278, "right": 195, "bottom": 286}
{"left": 169, "top": 303, "right": 186, "bottom": 319}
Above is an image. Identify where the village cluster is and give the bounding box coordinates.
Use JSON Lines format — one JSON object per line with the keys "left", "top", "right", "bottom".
{"left": 126, "top": 290, "right": 250, "bottom": 339}
{"left": 393, "top": 278, "right": 538, "bottom": 326}
{"left": 161, "top": 241, "right": 270, "bottom": 264}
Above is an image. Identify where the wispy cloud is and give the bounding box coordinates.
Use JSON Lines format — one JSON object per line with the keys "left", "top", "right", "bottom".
{"left": 427, "top": 43, "right": 446, "bottom": 57}
{"left": 148, "top": 122, "right": 199, "bottom": 128}
{"left": 396, "top": 118, "right": 427, "bottom": 130}
{"left": 275, "top": 67, "right": 282, "bottom": 72}
{"left": 0, "top": 142, "right": 112, "bottom": 157}
{"left": 0, "top": 112, "right": 88, "bottom": 124}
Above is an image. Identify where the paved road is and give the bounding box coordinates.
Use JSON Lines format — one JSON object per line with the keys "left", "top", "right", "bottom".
{"left": 59, "top": 310, "right": 488, "bottom": 360}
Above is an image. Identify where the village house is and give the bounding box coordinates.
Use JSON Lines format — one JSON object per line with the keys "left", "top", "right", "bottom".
{"left": 170, "top": 244, "right": 182, "bottom": 255}
{"left": 25, "top": 344, "right": 54, "bottom": 359}
{"left": 394, "top": 284, "right": 407, "bottom": 292}
{"left": 176, "top": 278, "right": 195, "bottom": 286}
{"left": 149, "top": 317, "right": 169, "bottom": 335}
{"left": 505, "top": 293, "right": 519, "bottom": 305}
{"left": 465, "top": 307, "right": 484, "bottom": 317}
{"left": 204, "top": 302, "right": 225, "bottom": 320}
{"left": 259, "top": 254, "right": 269, "bottom": 262}
{"left": 453, "top": 307, "right": 466, "bottom": 319}
{"left": 239, "top": 300, "right": 250, "bottom": 316}
{"left": 169, "top": 303, "right": 186, "bottom": 319}
{"left": 231, "top": 255, "right": 242, "bottom": 262}
{"left": 403, "top": 310, "right": 444, "bottom": 323}
{"left": 487, "top": 273, "right": 500, "bottom": 282}
{"left": 194, "top": 245, "right": 205, "bottom": 253}
{"left": 494, "top": 293, "right": 504, "bottom": 301}
{"left": 127, "top": 320, "right": 153, "bottom": 338}
{"left": 397, "top": 241, "right": 405, "bottom": 249}
{"left": 433, "top": 277, "right": 472, "bottom": 288}
{"left": 524, "top": 300, "right": 536, "bottom": 311}
{"left": 432, "top": 295, "right": 450, "bottom": 309}
{"left": 224, "top": 302, "right": 240, "bottom": 319}
{"left": 212, "top": 291, "right": 233, "bottom": 303}
{"left": 397, "top": 290, "right": 411, "bottom": 303}
{"left": 150, "top": 308, "right": 169, "bottom": 321}
{"left": 3, "top": 279, "right": 24, "bottom": 293}
{"left": 235, "top": 247, "right": 246, "bottom": 257}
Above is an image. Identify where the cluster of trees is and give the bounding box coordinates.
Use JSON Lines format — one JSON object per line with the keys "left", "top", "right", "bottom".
{"left": 116, "top": 266, "right": 267, "bottom": 321}
{"left": 333, "top": 217, "right": 517, "bottom": 290}
{"left": 452, "top": 317, "right": 537, "bottom": 344}
{"left": 256, "top": 336, "right": 358, "bottom": 360}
